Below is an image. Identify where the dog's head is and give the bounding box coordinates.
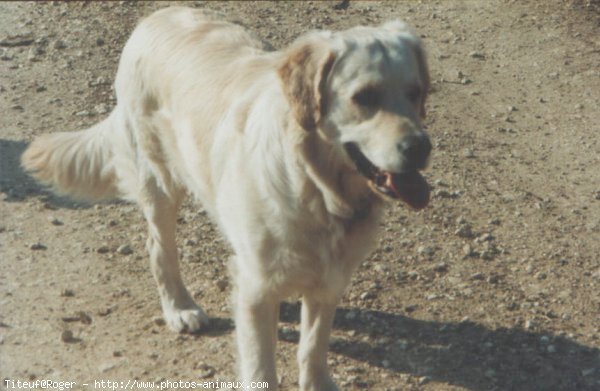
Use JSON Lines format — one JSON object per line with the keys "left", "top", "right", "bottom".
{"left": 279, "top": 21, "right": 431, "bottom": 210}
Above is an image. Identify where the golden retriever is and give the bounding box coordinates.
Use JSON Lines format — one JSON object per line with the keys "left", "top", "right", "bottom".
{"left": 22, "top": 7, "right": 431, "bottom": 390}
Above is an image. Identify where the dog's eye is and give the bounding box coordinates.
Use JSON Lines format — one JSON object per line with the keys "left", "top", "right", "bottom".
{"left": 406, "top": 85, "right": 422, "bottom": 104}
{"left": 352, "top": 87, "right": 381, "bottom": 107}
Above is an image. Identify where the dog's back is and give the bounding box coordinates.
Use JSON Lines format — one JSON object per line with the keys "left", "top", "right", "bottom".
{"left": 22, "top": 7, "right": 277, "bottom": 207}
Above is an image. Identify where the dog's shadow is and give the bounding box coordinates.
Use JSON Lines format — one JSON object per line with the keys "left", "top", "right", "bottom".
{"left": 276, "top": 302, "right": 598, "bottom": 391}
{"left": 0, "top": 139, "right": 89, "bottom": 209}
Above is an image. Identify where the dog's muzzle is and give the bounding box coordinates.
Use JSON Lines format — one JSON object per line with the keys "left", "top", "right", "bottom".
{"left": 344, "top": 138, "right": 431, "bottom": 210}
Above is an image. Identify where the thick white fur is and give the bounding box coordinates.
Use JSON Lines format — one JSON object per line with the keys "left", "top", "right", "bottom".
{"left": 22, "top": 7, "right": 429, "bottom": 390}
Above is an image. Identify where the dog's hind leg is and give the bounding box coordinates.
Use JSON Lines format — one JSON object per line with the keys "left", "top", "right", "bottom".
{"left": 140, "top": 179, "right": 209, "bottom": 333}
{"left": 297, "top": 295, "right": 340, "bottom": 391}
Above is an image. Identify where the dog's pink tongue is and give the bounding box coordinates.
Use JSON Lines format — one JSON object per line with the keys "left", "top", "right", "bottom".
{"left": 383, "top": 171, "right": 430, "bottom": 210}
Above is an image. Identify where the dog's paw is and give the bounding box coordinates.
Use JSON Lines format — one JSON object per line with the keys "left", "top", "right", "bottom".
{"left": 163, "top": 305, "right": 210, "bottom": 333}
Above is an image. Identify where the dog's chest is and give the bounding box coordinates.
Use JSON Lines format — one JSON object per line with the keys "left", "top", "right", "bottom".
{"left": 271, "top": 205, "right": 382, "bottom": 296}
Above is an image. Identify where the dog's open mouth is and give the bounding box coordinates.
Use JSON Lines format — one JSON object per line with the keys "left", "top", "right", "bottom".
{"left": 344, "top": 143, "right": 430, "bottom": 210}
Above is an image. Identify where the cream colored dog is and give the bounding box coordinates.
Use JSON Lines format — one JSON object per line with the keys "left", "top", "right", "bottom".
{"left": 22, "top": 7, "right": 431, "bottom": 390}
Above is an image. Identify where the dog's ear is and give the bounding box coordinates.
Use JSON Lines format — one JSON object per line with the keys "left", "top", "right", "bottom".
{"left": 382, "top": 21, "right": 430, "bottom": 118}
{"left": 411, "top": 40, "right": 430, "bottom": 119}
{"left": 278, "top": 38, "right": 336, "bottom": 131}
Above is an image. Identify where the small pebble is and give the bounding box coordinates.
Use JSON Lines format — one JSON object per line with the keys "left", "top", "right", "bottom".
{"left": 215, "top": 278, "right": 228, "bottom": 292}
{"left": 417, "top": 246, "right": 435, "bottom": 257}
{"left": 525, "top": 264, "right": 534, "bottom": 274}
{"left": 185, "top": 238, "right": 197, "bottom": 246}
{"left": 480, "top": 250, "right": 494, "bottom": 261}
{"left": 195, "top": 363, "right": 216, "bottom": 378}
{"left": 455, "top": 225, "right": 473, "bottom": 238}
{"left": 53, "top": 39, "right": 67, "bottom": 49}
{"left": 27, "top": 46, "right": 43, "bottom": 61}
{"left": 117, "top": 244, "right": 133, "bottom": 255}
{"left": 477, "top": 233, "right": 494, "bottom": 242}
{"left": 525, "top": 319, "right": 537, "bottom": 330}
{"left": 469, "top": 51, "right": 485, "bottom": 59}
{"left": 0, "top": 48, "right": 13, "bottom": 61}
{"left": 60, "top": 330, "right": 75, "bottom": 343}
{"left": 359, "top": 291, "right": 375, "bottom": 300}
{"left": 373, "top": 263, "right": 389, "bottom": 274}
{"left": 435, "top": 189, "right": 459, "bottom": 199}
{"left": 463, "top": 148, "right": 475, "bottom": 158}
{"left": 471, "top": 272, "right": 485, "bottom": 280}
{"left": 78, "top": 311, "right": 92, "bottom": 325}
{"left": 61, "top": 289, "right": 75, "bottom": 297}
{"left": 98, "top": 307, "right": 113, "bottom": 316}
{"left": 97, "top": 245, "right": 110, "bottom": 254}
{"left": 49, "top": 217, "right": 63, "bottom": 226}
{"left": 462, "top": 244, "right": 475, "bottom": 257}
{"left": 99, "top": 362, "right": 117, "bottom": 372}
{"left": 404, "top": 304, "right": 417, "bottom": 313}
{"left": 418, "top": 376, "right": 431, "bottom": 385}
{"left": 487, "top": 274, "right": 499, "bottom": 284}
{"left": 152, "top": 316, "right": 166, "bottom": 326}
{"left": 30, "top": 242, "right": 47, "bottom": 250}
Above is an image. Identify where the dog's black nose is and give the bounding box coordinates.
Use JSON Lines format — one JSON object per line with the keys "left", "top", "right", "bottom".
{"left": 397, "top": 133, "right": 432, "bottom": 171}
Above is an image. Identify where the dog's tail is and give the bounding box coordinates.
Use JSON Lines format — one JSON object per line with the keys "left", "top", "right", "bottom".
{"left": 21, "top": 112, "right": 120, "bottom": 201}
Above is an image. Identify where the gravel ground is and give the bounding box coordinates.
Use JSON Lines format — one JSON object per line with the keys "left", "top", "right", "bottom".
{"left": 1, "top": 1, "right": 599, "bottom": 390}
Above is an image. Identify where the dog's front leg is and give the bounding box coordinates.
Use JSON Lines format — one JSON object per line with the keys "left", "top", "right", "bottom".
{"left": 298, "top": 295, "right": 340, "bottom": 391}
{"left": 235, "top": 287, "right": 280, "bottom": 390}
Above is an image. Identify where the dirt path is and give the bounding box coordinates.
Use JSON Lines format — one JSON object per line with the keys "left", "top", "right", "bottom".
{"left": 1, "top": 1, "right": 598, "bottom": 390}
